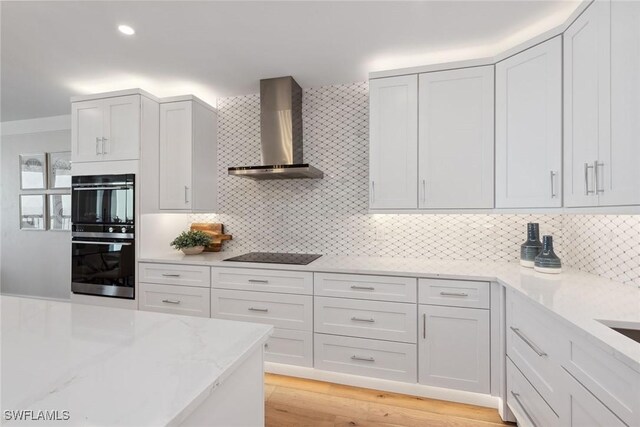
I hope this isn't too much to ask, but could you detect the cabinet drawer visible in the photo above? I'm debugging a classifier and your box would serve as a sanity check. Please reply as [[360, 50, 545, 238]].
[[314, 297, 417, 343], [314, 273, 416, 303], [507, 291, 564, 411], [139, 263, 211, 288], [139, 283, 210, 317], [264, 329, 313, 367], [211, 289, 312, 331], [418, 278, 489, 309], [507, 358, 559, 427], [314, 333, 417, 383], [562, 332, 640, 426], [212, 267, 313, 295]]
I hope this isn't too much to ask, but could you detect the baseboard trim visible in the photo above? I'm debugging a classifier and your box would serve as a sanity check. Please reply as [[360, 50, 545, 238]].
[[265, 362, 499, 409]]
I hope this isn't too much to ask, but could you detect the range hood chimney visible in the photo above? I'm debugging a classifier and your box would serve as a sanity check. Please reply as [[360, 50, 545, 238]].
[[228, 76, 323, 180]]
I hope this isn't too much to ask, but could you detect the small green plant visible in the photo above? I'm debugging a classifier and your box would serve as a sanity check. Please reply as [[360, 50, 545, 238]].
[[170, 230, 213, 250]]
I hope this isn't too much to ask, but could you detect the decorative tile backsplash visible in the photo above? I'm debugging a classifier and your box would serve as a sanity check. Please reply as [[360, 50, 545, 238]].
[[191, 81, 640, 287]]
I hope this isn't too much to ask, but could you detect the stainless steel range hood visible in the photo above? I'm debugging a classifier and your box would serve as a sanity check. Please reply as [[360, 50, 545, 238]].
[[228, 76, 323, 180]]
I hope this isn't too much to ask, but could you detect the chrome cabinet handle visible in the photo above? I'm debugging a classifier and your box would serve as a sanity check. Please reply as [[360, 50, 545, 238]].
[[594, 160, 604, 194], [248, 307, 269, 312], [351, 355, 375, 362], [423, 313, 426, 339], [351, 316, 375, 323], [184, 186, 189, 204], [161, 274, 181, 277], [72, 241, 132, 246], [371, 181, 375, 204], [510, 327, 547, 357], [73, 186, 131, 191], [162, 299, 181, 304], [422, 179, 426, 204], [102, 137, 108, 154], [350, 285, 375, 291], [511, 392, 538, 427], [550, 171, 557, 198], [584, 163, 595, 195], [248, 279, 269, 284], [439, 291, 469, 297]]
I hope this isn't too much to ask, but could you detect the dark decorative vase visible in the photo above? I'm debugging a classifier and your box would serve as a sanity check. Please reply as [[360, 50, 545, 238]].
[[520, 223, 542, 268], [534, 235, 562, 274]]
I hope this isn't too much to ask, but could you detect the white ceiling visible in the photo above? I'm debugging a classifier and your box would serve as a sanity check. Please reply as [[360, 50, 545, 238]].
[[1, 1, 581, 121]]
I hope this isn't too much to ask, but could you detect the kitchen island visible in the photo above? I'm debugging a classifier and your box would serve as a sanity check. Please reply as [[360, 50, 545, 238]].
[[1, 295, 272, 426]]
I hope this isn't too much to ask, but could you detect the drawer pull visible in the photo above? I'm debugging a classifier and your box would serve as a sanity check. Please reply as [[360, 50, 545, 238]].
[[248, 279, 269, 284], [162, 299, 181, 304], [511, 391, 538, 427], [351, 355, 375, 362], [350, 285, 375, 291], [248, 307, 269, 312], [510, 327, 547, 357], [350, 316, 375, 323], [161, 274, 181, 277], [423, 313, 427, 339], [439, 291, 469, 297]]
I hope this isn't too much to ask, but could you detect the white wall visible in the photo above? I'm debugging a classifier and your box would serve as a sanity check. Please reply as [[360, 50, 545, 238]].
[[1, 115, 72, 300]]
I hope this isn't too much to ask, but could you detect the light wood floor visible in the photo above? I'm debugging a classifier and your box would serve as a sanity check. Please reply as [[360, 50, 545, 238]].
[[265, 374, 513, 427]]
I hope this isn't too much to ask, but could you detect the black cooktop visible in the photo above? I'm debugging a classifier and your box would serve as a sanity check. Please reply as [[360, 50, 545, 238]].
[[223, 252, 322, 265]]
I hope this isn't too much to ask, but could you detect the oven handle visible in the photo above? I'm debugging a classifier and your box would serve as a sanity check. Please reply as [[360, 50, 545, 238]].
[[73, 187, 132, 191], [72, 241, 132, 246]]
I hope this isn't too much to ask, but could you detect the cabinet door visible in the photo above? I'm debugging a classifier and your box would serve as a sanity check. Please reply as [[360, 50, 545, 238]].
[[601, 0, 640, 206], [418, 66, 494, 209], [369, 75, 418, 209], [564, 1, 611, 207], [102, 95, 141, 161], [562, 371, 626, 427], [71, 100, 103, 162], [418, 305, 490, 393], [496, 37, 562, 208], [159, 101, 193, 210]]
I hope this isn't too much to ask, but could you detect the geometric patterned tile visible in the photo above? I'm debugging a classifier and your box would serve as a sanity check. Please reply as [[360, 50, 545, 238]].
[[190, 81, 640, 287]]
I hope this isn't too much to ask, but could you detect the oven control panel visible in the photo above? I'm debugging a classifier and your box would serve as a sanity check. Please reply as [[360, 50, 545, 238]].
[[72, 224, 135, 239]]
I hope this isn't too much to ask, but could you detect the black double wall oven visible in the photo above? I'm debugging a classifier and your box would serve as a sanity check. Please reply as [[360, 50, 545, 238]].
[[71, 174, 135, 299]]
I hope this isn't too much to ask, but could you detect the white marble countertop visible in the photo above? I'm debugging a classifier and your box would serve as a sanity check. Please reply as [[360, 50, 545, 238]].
[[141, 252, 640, 372], [1, 295, 272, 426]]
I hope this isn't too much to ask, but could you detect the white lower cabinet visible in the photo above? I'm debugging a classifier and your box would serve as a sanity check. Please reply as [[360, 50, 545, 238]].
[[561, 370, 626, 427], [418, 304, 490, 393], [507, 290, 564, 410], [314, 333, 417, 382], [314, 296, 417, 344], [507, 358, 560, 427], [139, 262, 211, 287], [505, 289, 638, 427], [264, 329, 313, 367], [211, 289, 312, 331], [139, 283, 210, 317]]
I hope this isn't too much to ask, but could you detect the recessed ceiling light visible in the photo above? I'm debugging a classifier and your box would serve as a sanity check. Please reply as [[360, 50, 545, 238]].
[[118, 25, 135, 36]]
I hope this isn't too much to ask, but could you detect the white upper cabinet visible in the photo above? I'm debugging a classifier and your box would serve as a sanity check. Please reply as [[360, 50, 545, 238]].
[[418, 66, 494, 209], [71, 95, 141, 163], [160, 101, 193, 210], [369, 75, 418, 209], [496, 37, 562, 208], [101, 96, 141, 161], [564, 0, 611, 207], [158, 99, 218, 212], [604, 0, 640, 206]]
